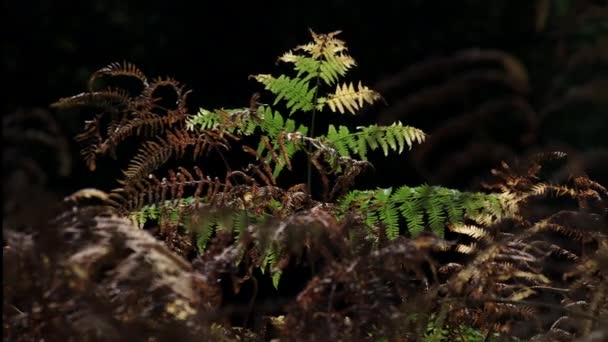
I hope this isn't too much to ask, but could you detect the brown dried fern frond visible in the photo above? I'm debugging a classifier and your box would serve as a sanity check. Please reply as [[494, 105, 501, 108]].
[[54, 63, 195, 174], [110, 166, 237, 213], [120, 129, 232, 184], [54, 87, 134, 110], [444, 154, 608, 338], [88, 61, 149, 91]]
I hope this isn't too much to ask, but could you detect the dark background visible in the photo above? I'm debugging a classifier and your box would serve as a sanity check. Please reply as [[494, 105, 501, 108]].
[[4, 0, 608, 199], [4, 0, 539, 109]]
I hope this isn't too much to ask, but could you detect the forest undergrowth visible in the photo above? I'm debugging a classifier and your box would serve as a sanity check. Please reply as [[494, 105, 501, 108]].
[[3, 26, 608, 342]]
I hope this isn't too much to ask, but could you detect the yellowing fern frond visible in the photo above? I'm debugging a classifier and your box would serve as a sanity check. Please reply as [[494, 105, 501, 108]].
[[449, 224, 490, 240], [530, 183, 577, 197], [455, 243, 478, 254], [508, 288, 537, 301], [318, 81, 382, 114], [294, 30, 347, 59]]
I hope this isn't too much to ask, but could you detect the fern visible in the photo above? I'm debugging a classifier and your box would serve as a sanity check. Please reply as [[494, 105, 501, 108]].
[[251, 30, 381, 118], [38, 19, 608, 341], [252, 75, 317, 115], [195, 215, 216, 252], [277, 30, 356, 86], [338, 185, 509, 239], [255, 106, 309, 177], [186, 103, 309, 140], [375, 188, 400, 239], [324, 122, 425, 160], [260, 247, 282, 289], [128, 182, 314, 292], [183, 30, 422, 190], [186, 104, 310, 179], [317, 81, 382, 115], [60, 32, 491, 292], [129, 199, 196, 229], [131, 197, 258, 251], [244, 29, 428, 195], [186, 107, 259, 136], [422, 313, 489, 342]]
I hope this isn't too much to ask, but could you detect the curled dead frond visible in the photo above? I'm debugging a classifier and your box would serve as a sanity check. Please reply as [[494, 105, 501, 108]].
[[88, 61, 149, 91]]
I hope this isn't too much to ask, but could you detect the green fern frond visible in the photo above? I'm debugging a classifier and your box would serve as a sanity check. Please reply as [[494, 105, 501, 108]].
[[375, 188, 400, 239], [195, 214, 217, 252], [325, 125, 352, 156], [255, 106, 309, 177], [278, 51, 355, 86], [231, 210, 249, 236], [186, 108, 221, 131], [251, 74, 316, 115], [130, 204, 156, 228], [317, 81, 382, 114], [260, 248, 276, 275], [323, 122, 426, 160], [260, 245, 283, 289], [319, 55, 356, 85], [257, 106, 284, 137], [339, 185, 512, 239], [191, 210, 256, 252], [424, 187, 448, 237], [394, 186, 425, 237], [187, 104, 310, 180], [279, 51, 315, 68], [187, 105, 309, 142], [186, 107, 258, 136], [278, 53, 320, 83], [272, 271, 282, 290], [130, 200, 185, 229], [129, 197, 256, 253]]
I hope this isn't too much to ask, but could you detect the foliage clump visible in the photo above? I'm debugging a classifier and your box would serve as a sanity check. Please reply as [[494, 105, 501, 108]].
[[4, 28, 608, 342]]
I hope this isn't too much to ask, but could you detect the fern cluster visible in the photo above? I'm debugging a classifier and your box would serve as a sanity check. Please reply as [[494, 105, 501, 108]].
[[66, 30, 526, 256], [52, 31, 539, 289], [183, 29, 426, 191], [252, 30, 368, 114], [12, 24, 608, 341]]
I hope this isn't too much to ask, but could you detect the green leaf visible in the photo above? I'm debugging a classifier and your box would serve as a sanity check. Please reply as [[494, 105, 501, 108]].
[[272, 271, 282, 290]]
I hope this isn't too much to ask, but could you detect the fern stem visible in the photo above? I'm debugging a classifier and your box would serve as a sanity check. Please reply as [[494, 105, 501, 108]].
[[307, 76, 322, 194], [307, 111, 316, 193]]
